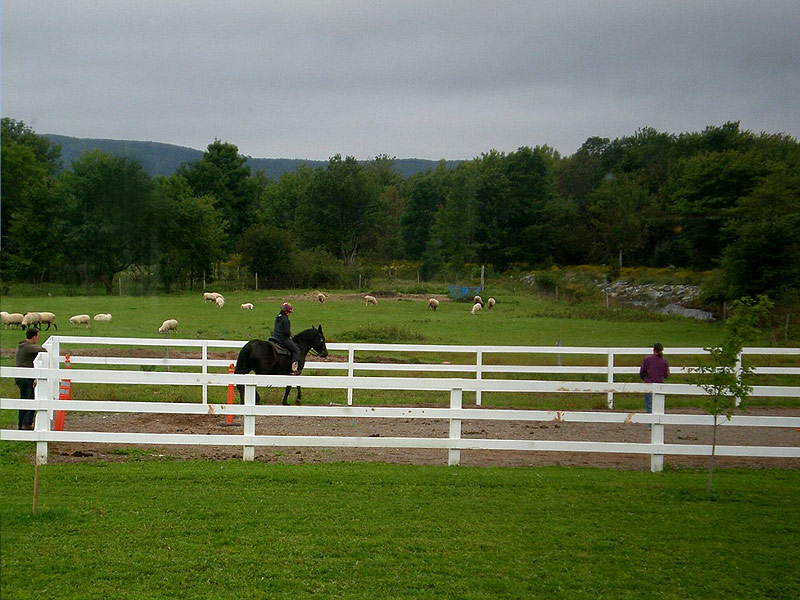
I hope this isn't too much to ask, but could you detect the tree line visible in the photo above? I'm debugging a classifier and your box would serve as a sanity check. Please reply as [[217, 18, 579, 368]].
[[2, 117, 798, 301]]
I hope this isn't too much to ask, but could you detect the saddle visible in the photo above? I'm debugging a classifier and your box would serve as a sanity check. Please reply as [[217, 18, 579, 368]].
[[267, 338, 292, 356]]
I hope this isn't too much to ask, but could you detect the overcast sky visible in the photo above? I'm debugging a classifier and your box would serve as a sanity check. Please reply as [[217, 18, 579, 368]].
[[2, 1, 799, 161]]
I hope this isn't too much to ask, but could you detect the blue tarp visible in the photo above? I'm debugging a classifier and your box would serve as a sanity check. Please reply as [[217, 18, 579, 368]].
[[448, 285, 482, 301]]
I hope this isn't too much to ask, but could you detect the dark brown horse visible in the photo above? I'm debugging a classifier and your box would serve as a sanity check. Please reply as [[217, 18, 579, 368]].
[[234, 325, 328, 405]]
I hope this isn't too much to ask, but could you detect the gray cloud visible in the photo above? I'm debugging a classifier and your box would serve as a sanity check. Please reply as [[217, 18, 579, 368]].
[[3, 1, 798, 160]]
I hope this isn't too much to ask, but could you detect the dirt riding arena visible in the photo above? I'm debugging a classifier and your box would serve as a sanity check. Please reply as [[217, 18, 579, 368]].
[[48, 406, 800, 470]]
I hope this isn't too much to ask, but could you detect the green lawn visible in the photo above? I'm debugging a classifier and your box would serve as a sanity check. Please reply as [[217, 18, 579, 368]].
[[1, 460, 798, 599], [2, 289, 799, 599]]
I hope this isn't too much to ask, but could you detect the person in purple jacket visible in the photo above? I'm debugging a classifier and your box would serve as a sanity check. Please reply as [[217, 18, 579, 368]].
[[639, 342, 670, 414]]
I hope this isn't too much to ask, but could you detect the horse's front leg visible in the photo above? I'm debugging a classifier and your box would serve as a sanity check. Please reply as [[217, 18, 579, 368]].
[[282, 385, 291, 405], [296, 386, 302, 405]]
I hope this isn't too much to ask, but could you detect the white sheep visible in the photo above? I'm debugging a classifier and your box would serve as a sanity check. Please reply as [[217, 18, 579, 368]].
[[241, 303, 254, 310], [93, 313, 113, 322], [428, 298, 439, 311], [69, 314, 91, 328], [158, 319, 178, 334], [471, 302, 483, 315], [364, 295, 378, 306], [37, 311, 58, 330], [215, 295, 226, 308], [487, 297, 496, 309], [22, 312, 41, 329], [203, 292, 217, 302], [1, 312, 24, 329], [473, 295, 484, 306], [317, 292, 326, 303]]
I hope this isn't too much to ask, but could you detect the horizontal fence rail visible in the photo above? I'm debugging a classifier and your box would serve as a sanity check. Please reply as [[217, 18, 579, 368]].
[[1, 336, 799, 471]]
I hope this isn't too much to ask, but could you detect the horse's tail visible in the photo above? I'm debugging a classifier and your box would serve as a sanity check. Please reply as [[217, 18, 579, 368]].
[[234, 341, 252, 375], [234, 341, 253, 403]]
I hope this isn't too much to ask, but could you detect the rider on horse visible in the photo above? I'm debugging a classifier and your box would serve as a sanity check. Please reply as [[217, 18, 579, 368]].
[[272, 302, 301, 375]]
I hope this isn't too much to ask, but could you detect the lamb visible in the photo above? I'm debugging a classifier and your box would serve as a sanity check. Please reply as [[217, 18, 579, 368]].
[[38, 311, 58, 330], [428, 298, 439, 311], [471, 302, 482, 315], [22, 312, 41, 329], [69, 314, 91, 328], [473, 295, 484, 307], [158, 319, 178, 334], [215, 295, 225, 308], [93, 313, 113, 322], [1, 312, 24, 329], [241, 303, 254, 310], [487, 297, 496, 309], [364, 295, 378, 306], [203, 292, 217, 302]]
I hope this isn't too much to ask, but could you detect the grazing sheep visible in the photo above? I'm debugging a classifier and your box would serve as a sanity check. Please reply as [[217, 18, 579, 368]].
[[364, 295, 378, 306], [487, 297, 496, 309], [203, 292, 217, 302], [473, 295, 484, 306], [428, 298, 439, 311], [241, 303, 254, 310], [215, 295, 225, 308], [69, 314, 91, 328], [158, 319, 178, 334], [471, 302, 483, 315], [317, 292, 326, 303], [38, 311, 58, 330], [1, 312, 25, 329], [93, 313, 113, 322], [22, 312, 41, 329]]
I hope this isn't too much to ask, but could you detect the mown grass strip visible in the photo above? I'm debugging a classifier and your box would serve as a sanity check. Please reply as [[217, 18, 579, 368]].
[[1, 460, 798, 599]]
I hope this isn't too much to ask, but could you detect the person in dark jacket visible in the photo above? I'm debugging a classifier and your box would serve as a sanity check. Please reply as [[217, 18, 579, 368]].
[[639, 342, 670, 414], [272, 302, 300, 375], [15, 328, 48, 429]]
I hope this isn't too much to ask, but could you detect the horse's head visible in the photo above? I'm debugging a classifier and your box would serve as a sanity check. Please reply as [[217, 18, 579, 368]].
[[312, 325, 329, 358]]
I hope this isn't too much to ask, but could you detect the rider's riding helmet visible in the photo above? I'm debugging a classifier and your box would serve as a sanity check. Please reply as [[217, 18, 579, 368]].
[[281, 302, 293, 313]]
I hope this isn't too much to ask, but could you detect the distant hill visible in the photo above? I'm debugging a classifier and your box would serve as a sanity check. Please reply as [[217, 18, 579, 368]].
[[43, 134, 461, 179]]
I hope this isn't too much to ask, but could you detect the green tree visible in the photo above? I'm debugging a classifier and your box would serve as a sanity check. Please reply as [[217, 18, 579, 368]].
[[400, 162, 450, 260], [1, 119, 62, 264], [62, 151, 155, 293], [152, 176, 227, 293], [691, 295, 773, 496], [295, 155, 382, 264], [260, 166, 312, 230], [669, 150, 769, 269], [714, 169, 800, 299], [237, 223, 295, 288], [176, 140, 263, 245], [587, 174, 651, 274], [425, 161, 478, 271]]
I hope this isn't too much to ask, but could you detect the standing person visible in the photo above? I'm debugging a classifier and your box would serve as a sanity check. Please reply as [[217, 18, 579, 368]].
[[272, 302, 300, 375], [639, 342, 670, 414], [15, 328, 48, 430]]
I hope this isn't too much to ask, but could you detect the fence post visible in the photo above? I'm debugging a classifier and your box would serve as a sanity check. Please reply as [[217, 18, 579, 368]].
[[607, 350, 615, 409], [735, 352, 743, 407], [201, 343, 209, 404], [650, 392, 665, 473], [347, 346, 355, 405], [448, 388, 462, 466], [243, 384, 256, 461], [34, 372, 51, 466], [475, 349, 483, 406]]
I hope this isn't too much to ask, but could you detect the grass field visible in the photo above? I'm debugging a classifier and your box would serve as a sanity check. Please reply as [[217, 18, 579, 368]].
[[0, 287, 729, 349], [2, 287, 799, 598], [1, 287, 797, 411], [1, 460, 799, 599]]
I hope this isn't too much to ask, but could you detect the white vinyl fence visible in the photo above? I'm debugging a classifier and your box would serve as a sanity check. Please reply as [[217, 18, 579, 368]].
[[1, 336, 799, 472]]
